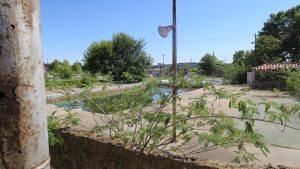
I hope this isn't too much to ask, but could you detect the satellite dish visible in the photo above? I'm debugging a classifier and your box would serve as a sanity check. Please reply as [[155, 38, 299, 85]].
[[158, 25, 173, 38]]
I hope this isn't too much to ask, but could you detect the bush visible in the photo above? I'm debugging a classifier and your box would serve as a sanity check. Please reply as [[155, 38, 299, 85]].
[[286, 70, 300, 96], [255, 69, 290, 82], [82, 87, 153, 114], [223, 64, 247, 84], [80, 75, 97, 87], [60, 66, 73, 79], [49, 60, 73, 79], [45, 79, 82, 90]]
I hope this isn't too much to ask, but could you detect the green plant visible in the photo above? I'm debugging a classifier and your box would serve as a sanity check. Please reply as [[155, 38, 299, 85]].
[[45, 73, 99, 90], [48, 94, 81, 146], [80, 74, 97, 87], [70, 80, 300, 164], [48, 59, 73, 79], [272, 88, 282, 97], [199, 53, 223, 75], [48, 111, 80, 146], [45, 79, 82, 90], [256, 5, 300, 63], [48, 112, 64, 146], [286, 70, 300, 97], [82, 86, 154, 114], [83, 33, 152, 83], [72, 62, 83, 74], [223, 63, 247, 84]]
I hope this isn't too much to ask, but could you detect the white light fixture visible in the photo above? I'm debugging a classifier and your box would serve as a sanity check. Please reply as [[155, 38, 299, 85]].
[[158, 25, 173, 38]]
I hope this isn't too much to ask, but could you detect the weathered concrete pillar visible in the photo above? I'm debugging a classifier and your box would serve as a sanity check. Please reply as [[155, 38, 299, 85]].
[[0, 0, 50, 168]]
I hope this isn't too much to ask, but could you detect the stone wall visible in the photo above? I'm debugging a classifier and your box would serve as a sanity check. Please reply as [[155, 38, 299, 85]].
[[49, 130, 290, 169]]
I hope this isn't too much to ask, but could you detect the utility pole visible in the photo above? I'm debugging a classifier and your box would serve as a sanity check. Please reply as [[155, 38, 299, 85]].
[[172, 0, 178, 142], [148, 55, 150, 75], [0, 0, 50, 168], [162, 54, 165, 76], [254, 33, 257, 50], [157, 0, 178, 142], [254, 33, 257, 66]]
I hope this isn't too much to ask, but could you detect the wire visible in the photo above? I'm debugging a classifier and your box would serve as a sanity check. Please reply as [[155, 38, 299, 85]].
[[148, 34, 253, 44]]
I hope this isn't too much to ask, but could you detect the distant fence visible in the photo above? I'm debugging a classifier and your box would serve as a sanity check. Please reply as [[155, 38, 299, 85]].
[[251, 81, 285, 90]]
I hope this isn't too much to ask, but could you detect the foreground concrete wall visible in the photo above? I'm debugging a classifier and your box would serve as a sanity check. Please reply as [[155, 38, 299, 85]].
[[50, 130, 216, 169], [50, 130, 290, 169]]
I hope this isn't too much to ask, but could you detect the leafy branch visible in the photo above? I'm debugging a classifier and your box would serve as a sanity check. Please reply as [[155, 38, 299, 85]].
[[49, 79, 300, 164]]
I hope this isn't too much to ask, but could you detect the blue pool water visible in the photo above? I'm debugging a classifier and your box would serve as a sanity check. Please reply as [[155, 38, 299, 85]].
[[55, 87, 187, 110]]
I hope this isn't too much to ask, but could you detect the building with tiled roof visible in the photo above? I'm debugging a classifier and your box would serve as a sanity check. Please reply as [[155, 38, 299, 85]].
[[254, 63, 300, 71], [248, 63, 300, 89]]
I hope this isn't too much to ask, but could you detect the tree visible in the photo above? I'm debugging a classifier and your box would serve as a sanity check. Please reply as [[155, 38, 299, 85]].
[[49, 59, 73, 79], [50, 59, 61, 71], [255, 35, 282, 65], [199, 53, 223, 75], [233, 50, 254, 66], [258, 5, 300, 62], [83, 41, 113, 75], [224, 50, 255, 84], [233, 50, 246, 65], [83, 33, 152, 83], [223, 63, 248, 84], [72, 62, 83, 74], [233, 50, 256, 67]]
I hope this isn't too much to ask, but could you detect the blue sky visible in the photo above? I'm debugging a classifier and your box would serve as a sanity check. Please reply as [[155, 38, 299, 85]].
[[41, 1, 300, 65]]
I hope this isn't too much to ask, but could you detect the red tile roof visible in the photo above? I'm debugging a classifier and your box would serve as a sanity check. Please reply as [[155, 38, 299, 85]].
[[254, 63, 300, 71]]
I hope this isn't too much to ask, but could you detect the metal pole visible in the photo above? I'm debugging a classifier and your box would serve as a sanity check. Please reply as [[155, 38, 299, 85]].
[[148, 55, 150, 75], [160, 64, 162, 76], [254, 33, 257, 66], [172, 0, 178, 142], [162, 54, 165, 76], [0, 0, 50, 168]]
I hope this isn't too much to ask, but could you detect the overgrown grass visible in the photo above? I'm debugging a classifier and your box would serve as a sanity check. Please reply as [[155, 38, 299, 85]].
[[45, 75, 98, 90], [82, 87, 154, 114]]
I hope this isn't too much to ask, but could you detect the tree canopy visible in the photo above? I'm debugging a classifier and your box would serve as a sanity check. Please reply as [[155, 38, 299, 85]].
[[256, 5, 300, 63], [72, 62, 83, 74], [83, 33, 152, 82], [49, 59, 73, 79], [199, 53, 223, 75], [232, 50, 254, 67]]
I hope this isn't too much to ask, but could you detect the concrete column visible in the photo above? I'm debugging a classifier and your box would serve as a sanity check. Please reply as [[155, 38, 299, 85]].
[[0, 0, 50, 168]]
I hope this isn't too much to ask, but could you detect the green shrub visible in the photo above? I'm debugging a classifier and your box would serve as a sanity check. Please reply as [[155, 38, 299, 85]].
[[286, 70, 300, 96], [80, 75, 97, 87], [48, 60, 73, 79], [82, 87, 153, 114], [256, 70, 290, 82], [48, 111, 80, 146], [60, 66, 73, 79], [45, 79, 82, 90], [223, 64, 247, 84]]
